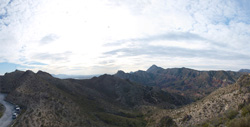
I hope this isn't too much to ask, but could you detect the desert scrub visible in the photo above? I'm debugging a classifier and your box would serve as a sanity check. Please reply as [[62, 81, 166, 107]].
[[238, 103, 245, 110], [227, 116, 250, 127], [157, 116, 177, 127], [95, 112, 146, 127], [201, 123, 210, 127], [241, 104, 250, 116], [195, 117, 225, 127], [225, 109, 238, 120]]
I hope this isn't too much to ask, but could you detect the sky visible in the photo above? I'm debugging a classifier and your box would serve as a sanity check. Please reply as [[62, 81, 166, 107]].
[[0, 0, 250, 75]]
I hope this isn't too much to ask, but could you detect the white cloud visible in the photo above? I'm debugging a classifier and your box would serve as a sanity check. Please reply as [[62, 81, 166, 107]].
[[0, 0, 250, 74], [148, 40, 211, 50], [40, 34, 59, 44]]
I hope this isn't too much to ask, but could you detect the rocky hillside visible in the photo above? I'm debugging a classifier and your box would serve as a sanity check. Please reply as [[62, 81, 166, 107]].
[[0, 70, 190, 127], [115, 65, 243, 100], [0, 70, 25, 93], [145, 74, 250, 127]]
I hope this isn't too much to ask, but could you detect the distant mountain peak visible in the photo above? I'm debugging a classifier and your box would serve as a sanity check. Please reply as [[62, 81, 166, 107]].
[[151, 64, 158, 68], [117, 70, 125, 74], [239, 69, 250, 73], [115, 70, 126, 76], [146, 64, 163, 73]]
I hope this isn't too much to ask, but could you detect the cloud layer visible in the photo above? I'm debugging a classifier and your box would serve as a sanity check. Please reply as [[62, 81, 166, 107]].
[[0, 0, 250, 74]]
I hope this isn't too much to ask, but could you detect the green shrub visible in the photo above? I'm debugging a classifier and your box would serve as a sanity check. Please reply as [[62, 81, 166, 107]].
[[238, 103, 245, 110], [225, 109, 238, 120], [201, 123, 210, 127], [241, 104, 250, 116], [157, 116, 177, 127], [0, 104, 4, 118], [95, 112, 146, 127], [227, 116, 250, 127], [209, 117, 226, 126], [0, 112, 3, 118]]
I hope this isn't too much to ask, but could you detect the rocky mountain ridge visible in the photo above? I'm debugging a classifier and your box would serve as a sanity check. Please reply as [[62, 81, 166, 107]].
[[0, 70, 190, 127], [0, 67, 248, 127], [115, 65, 243, 100]]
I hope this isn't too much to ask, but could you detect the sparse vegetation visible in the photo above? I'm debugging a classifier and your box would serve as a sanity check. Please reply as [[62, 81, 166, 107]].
[[227, 116, 250, 127], [241, 104, 250, 116], [225, 109, 238, 120], [95, 112, 146, 127], [0, 103, 4, 118], [147, 74, 250, 127], [157, 116, 177, 127]]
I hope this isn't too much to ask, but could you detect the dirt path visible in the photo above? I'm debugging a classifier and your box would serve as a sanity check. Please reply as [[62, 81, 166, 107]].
[[0, 93, 15, 127]]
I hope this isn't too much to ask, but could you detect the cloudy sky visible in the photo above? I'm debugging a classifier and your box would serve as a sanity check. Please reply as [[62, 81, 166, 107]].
[[0, 0, 250, 75]]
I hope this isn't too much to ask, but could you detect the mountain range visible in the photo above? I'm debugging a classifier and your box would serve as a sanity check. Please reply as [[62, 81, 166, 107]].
[[115, 65, 243, 100], [0, 69, 190, 127], [0, 65, 249, 127]]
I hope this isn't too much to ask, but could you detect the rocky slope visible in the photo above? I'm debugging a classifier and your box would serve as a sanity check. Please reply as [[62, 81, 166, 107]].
[[145, 74, 250, 127], [0, 70, 190, 127], [0, 70, 25, 93], [115, 65, 243, 100], [6, 70, 88, 127]]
